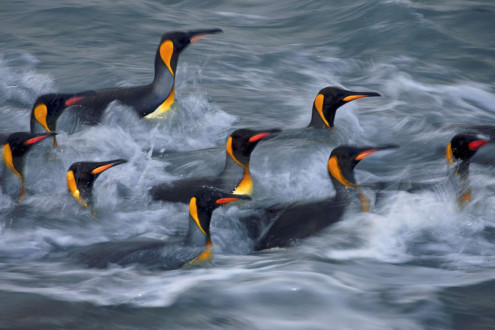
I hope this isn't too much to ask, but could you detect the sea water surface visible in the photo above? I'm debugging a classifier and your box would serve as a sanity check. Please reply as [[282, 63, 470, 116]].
[[1, 1, 495, 329]]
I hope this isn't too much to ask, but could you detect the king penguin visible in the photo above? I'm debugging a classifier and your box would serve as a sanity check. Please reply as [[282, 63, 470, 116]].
[[446, 133, 489, 206], [67, 159, 127, 214], [30, 91, 96, 147], [71, 187, 250, 270], [150, 128, 280, 203], [33, 29, 222, 129], [1, 132, 56, 202], [307, 86, 380, 128], [240, 145, 397, 251]]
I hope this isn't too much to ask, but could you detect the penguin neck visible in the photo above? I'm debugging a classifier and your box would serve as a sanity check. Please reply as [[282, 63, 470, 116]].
[[453, 159, 471, 206], [308, 104, 334, 129], [152, 47, 177, 92], [220, 156, 253, 195], [330, 175, 354, 203], [184, 213, 212, 248], [79, 180, 95, 207]]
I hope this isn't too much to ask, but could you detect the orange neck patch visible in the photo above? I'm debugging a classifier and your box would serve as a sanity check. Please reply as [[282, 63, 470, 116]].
[[328, 155, 356, 189], [159, 40, 174, 77], [189, 197, 207, 236], [226, 137, 244, 167], [314, 94, 330, 127], [67, 170, 87, 207], [3, 144, 22, 179], [34, 104, 50, 132], [446, 143, 454, 166]]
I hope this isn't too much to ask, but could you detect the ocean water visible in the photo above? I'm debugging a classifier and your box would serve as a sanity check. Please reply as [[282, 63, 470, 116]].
[[1, 0, 495, 329]]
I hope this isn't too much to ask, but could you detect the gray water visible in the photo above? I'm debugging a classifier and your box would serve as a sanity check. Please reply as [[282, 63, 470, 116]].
[[1, 1, 495, 329]]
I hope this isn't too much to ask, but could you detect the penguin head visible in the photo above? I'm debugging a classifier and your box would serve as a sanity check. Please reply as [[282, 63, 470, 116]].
[[226, 128, 281, 167], [67, 159, 127, 210], [310, 87, 381, 128], [328, 145, 397, 189], [188, 186, 250, 238], [158, 29, 222, 76], [3, 132, 55, 178], [30, 92, 95, 147], [447, 134, 489, 165], [2, 132, 55, 202]]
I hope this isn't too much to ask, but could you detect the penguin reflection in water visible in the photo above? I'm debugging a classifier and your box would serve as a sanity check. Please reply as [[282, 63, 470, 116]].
[[1, 132, 56, 202], [67, 159, 127, 215], [72, 187, 249, 270], [240, 145, 397, 251], [30, 29, 222, 136]]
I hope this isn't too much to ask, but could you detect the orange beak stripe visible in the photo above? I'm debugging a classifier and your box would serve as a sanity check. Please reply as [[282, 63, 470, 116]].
[[190, 34, 208, 43], [249, 132, 270, 143], [65, 96, 85, 107], [24, 135, 49, 145], [91, 163, 115, 175], [343, 95, 369, 102], [215, 197, 239, 204], [468, 140, 488, 151], [355, 149, 378, 161]]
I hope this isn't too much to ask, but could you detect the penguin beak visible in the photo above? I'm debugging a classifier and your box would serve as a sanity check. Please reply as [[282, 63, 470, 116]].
[[355, 149, 379, 161], [23, 132, 57, 145], [248, 129, 282, 143], [215, 193, 251, 205], [355, 145, 398, 161], [188, 28, 223, 43], [468, 139, 489, 151], [342, 91, 381, 102], [90, 159, 127, 175], [65, 96, 85, 107]]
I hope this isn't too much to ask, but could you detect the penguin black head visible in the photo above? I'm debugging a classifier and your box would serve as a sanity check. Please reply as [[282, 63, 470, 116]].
[[30, 91, 96, 147], [447, 134, 489, 164], [328, 145, 398, 189], [157, 29, 222, 77], [2, 132, 55, 202], [188, 186, 250, 241], [328, 145, 397, 211], [67, 159, 127, 211], [309, 86, 381, 128], [226, 128, 281, 167]]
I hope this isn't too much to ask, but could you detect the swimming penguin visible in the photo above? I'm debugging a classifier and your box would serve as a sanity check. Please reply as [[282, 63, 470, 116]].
[[446, 133, 489, 205], [30, 91, 97, 147], [72, 187, 250, 270], [1, 132, 56, 202], [308, 86, 380, 128], [240, 145, 396, 251], [67, 159, 127, 213], [150, 128, 280, 203], [39, 29, 222, 128]]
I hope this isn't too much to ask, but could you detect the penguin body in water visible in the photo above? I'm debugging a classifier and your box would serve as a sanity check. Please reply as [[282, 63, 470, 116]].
[[1, 132, 56, 202], [32, 29, 222, 130], [71, 187, 249, 270], [150, 128, 280, 203], [240, 145, 397, 251], [67, 159, 127, 214]]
